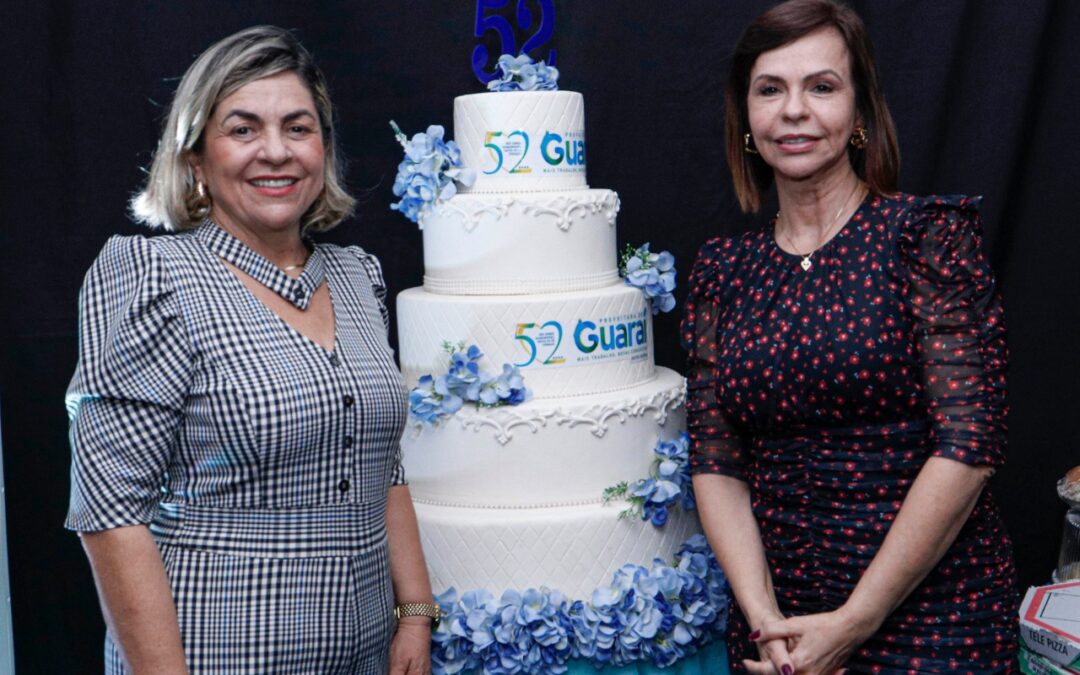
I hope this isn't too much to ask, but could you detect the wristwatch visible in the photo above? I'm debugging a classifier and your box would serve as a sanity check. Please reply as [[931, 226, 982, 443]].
[[394, 602, 441, 629]]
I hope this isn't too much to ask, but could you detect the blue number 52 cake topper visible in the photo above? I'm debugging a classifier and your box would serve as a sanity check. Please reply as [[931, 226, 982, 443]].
[[472, 0, 556, 84]]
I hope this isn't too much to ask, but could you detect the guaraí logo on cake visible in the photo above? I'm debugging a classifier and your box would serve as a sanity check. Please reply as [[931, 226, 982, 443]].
[[512, 307, 649, 369], [481, 128, 585, 177]]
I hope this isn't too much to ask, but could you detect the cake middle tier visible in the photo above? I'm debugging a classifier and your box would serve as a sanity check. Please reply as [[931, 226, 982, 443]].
[[422, 188, 619, 295], [396, 282, 656, 399], [401, 367, 685, 507]]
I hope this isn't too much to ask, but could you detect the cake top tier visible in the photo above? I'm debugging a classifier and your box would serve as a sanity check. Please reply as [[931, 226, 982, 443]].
[[455, 91, 587, 193]]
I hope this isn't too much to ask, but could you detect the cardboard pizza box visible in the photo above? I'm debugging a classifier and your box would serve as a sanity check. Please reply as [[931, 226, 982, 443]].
[[1021, 581, 1080, 670], [1021, 647, 1080, 675]]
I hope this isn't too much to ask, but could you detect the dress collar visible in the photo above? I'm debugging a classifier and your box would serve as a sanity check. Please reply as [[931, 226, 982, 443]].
[[196, 220, 326, 310]]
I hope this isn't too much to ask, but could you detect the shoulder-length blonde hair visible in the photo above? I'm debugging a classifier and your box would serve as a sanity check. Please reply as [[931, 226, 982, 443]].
[[725, 0, 900, 213], [131, 25, 355, 232]]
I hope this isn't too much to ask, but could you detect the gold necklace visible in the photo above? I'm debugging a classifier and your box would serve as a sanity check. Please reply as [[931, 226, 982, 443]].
[[280, 249, 311, 274], [777, 181, 864, 271]]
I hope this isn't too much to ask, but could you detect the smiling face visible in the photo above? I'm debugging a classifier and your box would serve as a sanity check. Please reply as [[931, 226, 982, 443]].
[[747, 27, 859, 186], [191, 71, 325, 238]]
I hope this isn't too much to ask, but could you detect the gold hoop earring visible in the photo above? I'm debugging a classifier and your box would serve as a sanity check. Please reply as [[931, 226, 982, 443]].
[[189, 180, 212, 220], [743, 133, 759, 155], [850, 126, 868, 149]]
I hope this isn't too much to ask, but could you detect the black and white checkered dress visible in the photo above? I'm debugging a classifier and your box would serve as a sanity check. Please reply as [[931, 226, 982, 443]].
[[65, 221, 409, 674]]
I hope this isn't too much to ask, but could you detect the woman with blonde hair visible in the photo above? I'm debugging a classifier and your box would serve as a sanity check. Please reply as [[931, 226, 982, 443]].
[[66, 26, 435, 674]]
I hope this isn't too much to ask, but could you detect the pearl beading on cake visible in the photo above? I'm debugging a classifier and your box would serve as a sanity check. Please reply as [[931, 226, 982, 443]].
[[422, 269, 619, 295]]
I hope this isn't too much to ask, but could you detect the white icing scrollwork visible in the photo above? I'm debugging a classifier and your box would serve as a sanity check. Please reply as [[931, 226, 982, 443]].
[[434, 192, 620, 233], [409, 381, 686, 445], [603, 194, 621, 227], [456, 409, 557, 445], [556, 383, 686, 438], [521, 193, 620, 231], [440, 198, 515, 232]]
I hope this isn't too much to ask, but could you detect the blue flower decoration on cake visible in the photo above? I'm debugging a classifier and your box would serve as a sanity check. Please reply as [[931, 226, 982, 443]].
[[409, 343, 529, 424], [621, 243, 677, 314], [390, 122, 477, 227], [604, 432, 695, 526], [431, 535, 729, 674], [487, 53, 560, 92]]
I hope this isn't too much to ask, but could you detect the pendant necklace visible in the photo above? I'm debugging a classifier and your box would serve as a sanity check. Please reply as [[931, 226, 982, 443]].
[[777, 181, 864, 271]]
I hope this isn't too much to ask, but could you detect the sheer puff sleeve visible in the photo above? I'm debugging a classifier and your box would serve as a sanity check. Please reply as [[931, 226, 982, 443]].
[[681, 238, 749, 480], [65, 236, 193, 532], [898, 195, 1008, 468]]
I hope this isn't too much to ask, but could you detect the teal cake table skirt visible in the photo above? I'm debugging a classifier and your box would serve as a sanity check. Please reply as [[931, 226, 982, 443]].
[[564, 640, 729, 674]]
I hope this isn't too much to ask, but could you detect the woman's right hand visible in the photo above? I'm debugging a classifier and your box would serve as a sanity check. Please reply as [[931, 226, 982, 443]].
[[388, 617, 432, 675], [742, 611, 796, 675]]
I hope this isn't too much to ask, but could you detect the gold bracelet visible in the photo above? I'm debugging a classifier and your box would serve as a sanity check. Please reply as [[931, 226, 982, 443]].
[[394, 602, 441, 628]]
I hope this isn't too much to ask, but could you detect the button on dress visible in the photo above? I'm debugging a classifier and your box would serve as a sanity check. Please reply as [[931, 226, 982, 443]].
[[65, 221, 408, 674], [683, 194, 1019, 674]]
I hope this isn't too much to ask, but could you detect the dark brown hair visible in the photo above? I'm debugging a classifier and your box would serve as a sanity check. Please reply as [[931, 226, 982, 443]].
[[725, 0, 900, 212]]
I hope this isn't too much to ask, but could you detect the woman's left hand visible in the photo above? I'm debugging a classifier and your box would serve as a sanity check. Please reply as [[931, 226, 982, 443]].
[[748, 608, 874, 675], [389, 617, 432, 675]]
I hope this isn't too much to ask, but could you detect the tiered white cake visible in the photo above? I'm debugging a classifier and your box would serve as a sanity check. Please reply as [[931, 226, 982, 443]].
[[397, 90, 695, 601]]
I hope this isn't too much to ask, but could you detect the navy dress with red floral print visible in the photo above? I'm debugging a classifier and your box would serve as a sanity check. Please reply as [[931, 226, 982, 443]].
[[682, 193, 1019, 674]]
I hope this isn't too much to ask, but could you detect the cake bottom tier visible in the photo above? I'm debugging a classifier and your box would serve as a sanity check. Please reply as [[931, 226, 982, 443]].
[[422, 509, 732, 675], [415, 499, 702, 598]]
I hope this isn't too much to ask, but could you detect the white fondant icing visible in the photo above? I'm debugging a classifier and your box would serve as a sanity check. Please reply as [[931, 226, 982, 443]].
[[415, 498, 701, 600], [455, 91, 587, 193], [402, 368, 685, 507], [405, 369, 684, 446], [398, 87, 702, 619], [396, 284, 656, 399], [519, 192, 619, 231], [421, 189, 619, 295]]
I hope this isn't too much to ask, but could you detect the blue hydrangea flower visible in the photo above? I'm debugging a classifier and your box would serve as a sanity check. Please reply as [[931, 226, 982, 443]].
[[605, 432, 694, 529], [648, 505, 669, 527], [488, 53, 560, 92], [390, 121, 477, 227], [408, 343, 531, 425], [408, 374, 444, 422], [620, 243, 677, 314]]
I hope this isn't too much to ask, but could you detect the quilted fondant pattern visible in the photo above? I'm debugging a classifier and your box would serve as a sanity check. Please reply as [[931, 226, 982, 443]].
[[396, 284, 655, 398], [415, 500, 702, 599], [455, 92, 587, 193]]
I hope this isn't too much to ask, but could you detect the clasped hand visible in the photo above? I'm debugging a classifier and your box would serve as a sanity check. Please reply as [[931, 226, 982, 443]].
[[744, 608, 871, 675]]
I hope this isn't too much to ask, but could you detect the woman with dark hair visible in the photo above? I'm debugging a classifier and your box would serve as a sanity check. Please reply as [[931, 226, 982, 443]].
[[683, 1, 1019, 673], [66, 26, 435, 674]]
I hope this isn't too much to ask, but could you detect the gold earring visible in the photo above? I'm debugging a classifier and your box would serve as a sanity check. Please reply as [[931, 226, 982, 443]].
[[190, 180, 212, 219], [850, 126, 868, 149], [743, 133, 759, 155]]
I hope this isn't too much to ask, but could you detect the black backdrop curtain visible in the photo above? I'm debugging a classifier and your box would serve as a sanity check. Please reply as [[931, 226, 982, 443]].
[[3, 1, 1078, 671]]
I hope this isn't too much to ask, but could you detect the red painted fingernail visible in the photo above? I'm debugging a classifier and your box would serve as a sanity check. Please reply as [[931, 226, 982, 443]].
[[748, 629, 761, 641], [782, 665, 793, 675]]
